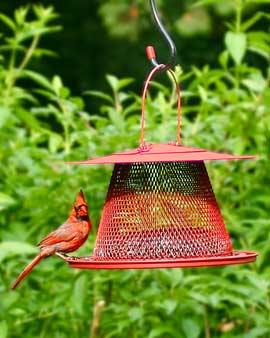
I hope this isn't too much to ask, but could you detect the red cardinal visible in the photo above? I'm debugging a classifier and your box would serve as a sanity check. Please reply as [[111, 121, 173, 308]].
[[11, 190, 91, 290]]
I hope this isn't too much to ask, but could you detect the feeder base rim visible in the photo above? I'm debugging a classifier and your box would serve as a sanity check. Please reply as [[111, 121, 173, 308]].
[[65, 251, 258, 269]]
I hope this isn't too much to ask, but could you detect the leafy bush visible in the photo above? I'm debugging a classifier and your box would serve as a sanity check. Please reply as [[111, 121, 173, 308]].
[[0, 1, 269, 338]]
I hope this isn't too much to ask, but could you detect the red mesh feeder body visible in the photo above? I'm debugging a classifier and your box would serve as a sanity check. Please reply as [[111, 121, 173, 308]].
[[65, 145, 257, 269], [95, 161, 232, 260], [65, 67, 258, 269]]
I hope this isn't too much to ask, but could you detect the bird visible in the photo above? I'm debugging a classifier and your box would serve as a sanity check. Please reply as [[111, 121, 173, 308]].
[[11, 190, 91, 290]]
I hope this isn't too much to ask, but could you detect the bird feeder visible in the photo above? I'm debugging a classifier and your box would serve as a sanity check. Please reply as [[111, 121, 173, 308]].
[[64, 0, 257, 269]]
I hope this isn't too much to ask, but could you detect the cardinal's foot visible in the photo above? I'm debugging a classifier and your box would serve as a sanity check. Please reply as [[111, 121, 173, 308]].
[[55, 252, 69, 260]]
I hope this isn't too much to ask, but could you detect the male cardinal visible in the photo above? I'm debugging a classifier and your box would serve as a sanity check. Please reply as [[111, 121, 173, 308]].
[[11, 190, 91, 290]]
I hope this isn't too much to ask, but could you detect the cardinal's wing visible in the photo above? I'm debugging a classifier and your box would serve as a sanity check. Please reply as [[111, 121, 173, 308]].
[[38, 222, 78, 248]]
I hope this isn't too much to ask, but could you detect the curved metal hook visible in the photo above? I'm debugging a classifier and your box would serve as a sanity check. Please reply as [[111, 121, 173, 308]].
[[147, 0, 177, 70]]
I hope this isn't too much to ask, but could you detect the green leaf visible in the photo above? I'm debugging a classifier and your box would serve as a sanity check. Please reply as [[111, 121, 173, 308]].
[[52, 75, 63, 95], [128, 307, 143, 322], [33, 5, 59, 22], [0, 45, 26, 52], [242, 73, 266, 93], [1, 292, 19, 311], [0, 106, 11, 127], [0, 321, 8, 338], [0, 242, 38, 263], [84, 90, 113, 103], [13, 89, 39, 104], [245, 328, 269, 338], [182, 319, 200, 338], [198, 85, 208, 101], [106, 74, 119, 92], [70, 96, 84, 109], [0, 14, 16, 31], [246, 0, 270, 3], [248, 32, 270, 60], [117, 78, 134, 91], [225, 31, 247, 65], [161, 299, 178, 315], [16, 26, 62, 43], [49, 133, 63, 153], [248, 44, 270, 60], [33, 48, 58, 58], [59, 87, 70, 99], [241, 12, 270, 32], [149, 326, 179, 338], [14, 6, 29, 26], [21, 70, 53, 90], [16, 108, 42, 129], [72, 275, 87, 315], [0, 192, 16, 211], [193, 0, 221, 7], [33, 89, 55, 99], [219, 50, 229, 69]]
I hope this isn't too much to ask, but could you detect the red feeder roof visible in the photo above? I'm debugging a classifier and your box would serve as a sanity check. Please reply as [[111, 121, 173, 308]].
[[67, 143, 255, 165]]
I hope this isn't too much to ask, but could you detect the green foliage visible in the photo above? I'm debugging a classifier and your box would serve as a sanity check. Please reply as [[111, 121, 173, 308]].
[[0, 1, 270, 338]]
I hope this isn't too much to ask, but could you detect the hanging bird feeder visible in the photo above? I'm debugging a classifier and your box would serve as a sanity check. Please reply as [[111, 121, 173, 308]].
[[65, 0, 258, 269]]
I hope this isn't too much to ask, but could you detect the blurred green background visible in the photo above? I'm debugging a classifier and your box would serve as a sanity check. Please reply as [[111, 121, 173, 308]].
[[0, 0, 269, 337]]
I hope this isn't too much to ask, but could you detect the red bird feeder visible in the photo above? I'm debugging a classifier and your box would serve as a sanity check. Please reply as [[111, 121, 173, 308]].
[[65, 0, 258, 269], [65, 70, 257, 269], [66, 146, 257, 269]]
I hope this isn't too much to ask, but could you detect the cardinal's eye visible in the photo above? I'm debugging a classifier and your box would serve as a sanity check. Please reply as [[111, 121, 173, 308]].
[[79, 204, 87, 210]]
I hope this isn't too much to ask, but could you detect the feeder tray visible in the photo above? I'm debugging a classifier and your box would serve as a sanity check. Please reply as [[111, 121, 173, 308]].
[[65, 63, 258, 269]]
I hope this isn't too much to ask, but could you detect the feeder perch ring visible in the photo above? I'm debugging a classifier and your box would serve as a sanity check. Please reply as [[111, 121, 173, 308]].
[[64, 251, 258, 269]]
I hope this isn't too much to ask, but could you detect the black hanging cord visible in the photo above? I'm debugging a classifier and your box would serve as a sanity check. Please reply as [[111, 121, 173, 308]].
[[147, 0, 177, 70]]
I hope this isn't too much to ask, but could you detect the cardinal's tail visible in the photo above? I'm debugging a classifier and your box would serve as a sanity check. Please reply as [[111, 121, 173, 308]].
[[11, 252, 45, 290]]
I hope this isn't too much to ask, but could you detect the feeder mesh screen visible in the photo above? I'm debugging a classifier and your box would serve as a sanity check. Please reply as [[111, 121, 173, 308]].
[[93, 162, 232, 260]]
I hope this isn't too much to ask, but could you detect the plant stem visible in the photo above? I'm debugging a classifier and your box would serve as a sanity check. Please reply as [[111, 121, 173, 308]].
[[5, 35, 40, 98], [235, 0, 243, 90], [89, 300, 105, 338], [14, 312, 57, 326], [18, 35, 40, 71], [5, 44, 17, 101], [236, 0, 243, 33], [113, 89, 121, 113], [57, 100, 71, 154], [204, 305, 211, 338], [168, 70, 177, 106], [63, 120, 71, 154]]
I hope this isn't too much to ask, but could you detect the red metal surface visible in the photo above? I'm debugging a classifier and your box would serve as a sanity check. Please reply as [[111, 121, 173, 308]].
[[93, 162, 233, 261], [146, 45, 157, 60], [67, 143, 255, 165], [140, 65, 182, 145], [66, 251, 258, 269]]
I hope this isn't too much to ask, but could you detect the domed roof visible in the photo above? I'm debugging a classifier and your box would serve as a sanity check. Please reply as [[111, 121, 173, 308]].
[[67, 143, 255, 165]]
